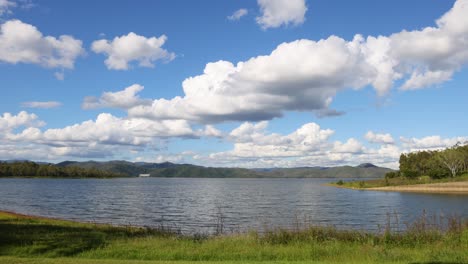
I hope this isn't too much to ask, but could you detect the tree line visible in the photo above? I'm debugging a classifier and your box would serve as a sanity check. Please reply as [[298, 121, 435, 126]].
[[386, 143, 468, 179], [0, 161, 122, 178]]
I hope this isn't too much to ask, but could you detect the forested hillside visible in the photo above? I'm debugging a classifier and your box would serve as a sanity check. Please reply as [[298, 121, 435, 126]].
[[0, 161, 122, 178], [57, 161, 391, 178], [0, 160, 393, 179]]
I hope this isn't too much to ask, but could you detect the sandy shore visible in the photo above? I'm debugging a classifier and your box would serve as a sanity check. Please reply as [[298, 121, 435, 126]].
[[367, 181, 468, 194]]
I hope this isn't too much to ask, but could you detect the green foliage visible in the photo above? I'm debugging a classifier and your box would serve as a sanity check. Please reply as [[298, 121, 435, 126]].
[[334, 173, 468, 189], [0, 162, 122, 178], [336, 180, 344, 185], [340, 143, 468, 189], [399, 143, 468, 180], [384, 171, 398, 179], [427, 166, 450, 179]]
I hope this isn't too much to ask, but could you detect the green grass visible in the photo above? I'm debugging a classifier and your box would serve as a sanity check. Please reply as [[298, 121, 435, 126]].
[[331, 173, 468, 189], [0, 257, 412, 264], [0, 211, 467, 263]]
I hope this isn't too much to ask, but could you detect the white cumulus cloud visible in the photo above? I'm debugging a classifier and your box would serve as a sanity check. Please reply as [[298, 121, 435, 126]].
[[82, 84, 151, 110], [203, 125, 223, 138], [219, 121, 335, 159], [400, 70, 453, 90], [127, 0, 468, 124], [129, 36, 375, 123], [91, 32, 175, 70], [0, 111, 44, 132], [400, 135, 468, 151], [391, 0, 468, 90], [256, 0, 307, 29], [365, 131, 395, 144], [333, 138, 364, 153], [194, 121, 403, 168], [0, 20, 84, 69], [0, 111, 224, 161], [192, 123, 466, 169]]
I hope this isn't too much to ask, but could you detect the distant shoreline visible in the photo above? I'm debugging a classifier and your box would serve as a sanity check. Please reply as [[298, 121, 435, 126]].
[[1, 160, 392, 178], [0, 175, 382, 179]]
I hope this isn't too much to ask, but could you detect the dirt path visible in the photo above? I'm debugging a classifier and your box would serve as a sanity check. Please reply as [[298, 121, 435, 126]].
[[367, 181, 468, 194]]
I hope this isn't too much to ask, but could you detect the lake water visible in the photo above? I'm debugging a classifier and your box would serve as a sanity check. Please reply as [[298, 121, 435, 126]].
[[0, 178, 466, 234]]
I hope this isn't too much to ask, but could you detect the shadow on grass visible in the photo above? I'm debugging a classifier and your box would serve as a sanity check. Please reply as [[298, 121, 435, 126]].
[[0, 218, 171, 257], [410, 262, 465, 264]]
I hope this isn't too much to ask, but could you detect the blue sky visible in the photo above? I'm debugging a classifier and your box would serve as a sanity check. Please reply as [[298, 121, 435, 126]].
[[0, 0, 467, 168]]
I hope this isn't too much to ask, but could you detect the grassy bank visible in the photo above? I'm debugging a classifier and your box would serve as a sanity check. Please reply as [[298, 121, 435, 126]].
[[330, 173, 468, 192], [0, 211, 467, 263]]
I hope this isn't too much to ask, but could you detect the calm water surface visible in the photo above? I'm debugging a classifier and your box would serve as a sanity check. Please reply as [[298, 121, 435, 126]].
[[0, 178, 466, 234]]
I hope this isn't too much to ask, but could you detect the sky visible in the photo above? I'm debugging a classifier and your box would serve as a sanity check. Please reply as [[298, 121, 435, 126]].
[[0, 0, 467, 168]]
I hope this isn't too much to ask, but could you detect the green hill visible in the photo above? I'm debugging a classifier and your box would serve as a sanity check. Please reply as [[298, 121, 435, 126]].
[[55, 161, 392, 178]]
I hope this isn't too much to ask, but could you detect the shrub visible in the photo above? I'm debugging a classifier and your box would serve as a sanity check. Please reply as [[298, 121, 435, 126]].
[[428, 168, 450, 179], [385, 171, 398, 179], [401, 170, 419, 179]]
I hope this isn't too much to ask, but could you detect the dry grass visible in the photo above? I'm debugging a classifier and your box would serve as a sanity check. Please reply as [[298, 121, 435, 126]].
[[368, 181, 468, 193]]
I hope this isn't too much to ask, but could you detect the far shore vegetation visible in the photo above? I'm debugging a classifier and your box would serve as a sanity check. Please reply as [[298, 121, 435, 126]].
[[0, 211, 466, 264], [0, 160, 392, 179], [0, 161, 122, 178], [333, 143, 468, 190]]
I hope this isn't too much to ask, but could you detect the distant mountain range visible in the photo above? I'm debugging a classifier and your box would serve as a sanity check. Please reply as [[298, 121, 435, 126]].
[[52, 160, 392, 178]]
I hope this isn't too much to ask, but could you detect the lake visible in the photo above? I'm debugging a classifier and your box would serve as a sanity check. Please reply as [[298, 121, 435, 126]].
[[0, 178, 466, 234]]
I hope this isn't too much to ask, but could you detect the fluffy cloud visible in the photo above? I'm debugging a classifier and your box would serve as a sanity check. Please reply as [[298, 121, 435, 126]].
[[400, 70, 452, 90], [228, 8, 248, 21], [1, 111, 223, 160], [1, 110, 465, 168], [0, 20, 84, 69], [365, 131, 395, 144], [82, 84, 151, 110], [0, 111, 44, 131], [333, 138, 364, 153], [129, 36, 374, 123], [91, 32, 175, 70], [21, 101, 62, 109], [194, 121, 401, 168], [127, 0, 468, 124], [203, 125, 223, 138], [390, 0, 468, 90], [256, 0, 307, 29], [191, 122, 463, 169], [215, 121, 335, 159], [229, 121, 268, 143], [400, 135, 468, 151], [7, 113, 201, 146]]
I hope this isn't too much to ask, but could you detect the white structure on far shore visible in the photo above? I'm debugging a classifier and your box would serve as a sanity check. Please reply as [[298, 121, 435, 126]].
[[139, 174, 150, 177]]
